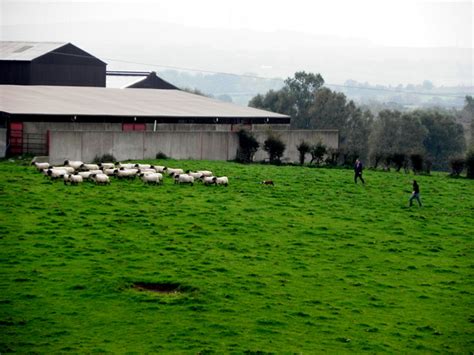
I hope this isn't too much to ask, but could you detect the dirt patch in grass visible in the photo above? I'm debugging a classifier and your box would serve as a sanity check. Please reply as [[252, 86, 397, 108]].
[[132, 282, 191, 294]]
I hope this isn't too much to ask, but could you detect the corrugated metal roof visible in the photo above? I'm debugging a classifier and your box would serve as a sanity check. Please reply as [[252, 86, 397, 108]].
[[0, 85, 290, 118], [0, 41, 68, 61]]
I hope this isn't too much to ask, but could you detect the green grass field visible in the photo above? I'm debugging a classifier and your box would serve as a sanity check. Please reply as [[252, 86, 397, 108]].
[[1, 159, 473, 353]]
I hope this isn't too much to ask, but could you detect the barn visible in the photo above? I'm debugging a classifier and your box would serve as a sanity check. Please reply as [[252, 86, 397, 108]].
[[0, 85, 338, 163], [0, 41, 339, 162], [0, 41, 106, 87]]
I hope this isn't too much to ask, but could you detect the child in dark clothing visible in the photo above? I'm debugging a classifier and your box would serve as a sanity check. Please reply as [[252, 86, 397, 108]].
[[409, 180, 422, 206]]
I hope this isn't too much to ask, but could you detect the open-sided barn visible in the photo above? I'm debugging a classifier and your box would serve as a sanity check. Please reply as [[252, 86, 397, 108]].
[[0, 85, 337, 162], [0, 41, 106, 87]]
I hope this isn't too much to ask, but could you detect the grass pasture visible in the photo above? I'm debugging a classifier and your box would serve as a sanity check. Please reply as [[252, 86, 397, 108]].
[[0, 159, 473, 353]]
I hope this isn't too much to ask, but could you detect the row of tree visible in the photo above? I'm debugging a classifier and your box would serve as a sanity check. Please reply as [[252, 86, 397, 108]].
[[249, 71, 473, 171]]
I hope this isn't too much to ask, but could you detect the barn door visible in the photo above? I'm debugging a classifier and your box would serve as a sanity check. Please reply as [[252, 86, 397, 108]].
[[122, 123, 146, 131], [9, 122, 23, 154]]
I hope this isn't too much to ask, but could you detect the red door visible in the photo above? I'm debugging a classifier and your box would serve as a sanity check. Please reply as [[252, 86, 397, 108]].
[[122, 123, 146, 131], [9, 122, 23, 154]]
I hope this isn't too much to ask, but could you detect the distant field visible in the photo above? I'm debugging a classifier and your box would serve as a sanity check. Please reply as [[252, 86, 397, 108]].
[[1, 159, 473, 353]]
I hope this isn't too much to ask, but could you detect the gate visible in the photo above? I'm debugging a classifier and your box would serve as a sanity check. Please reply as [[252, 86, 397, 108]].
[[23, 133, 48, 155]]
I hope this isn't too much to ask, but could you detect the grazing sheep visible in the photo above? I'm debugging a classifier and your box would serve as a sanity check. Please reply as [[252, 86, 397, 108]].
[[117, 163, 136, 169], [197, 170, 213, 177], [213, 176, 229, 186], [174, 174, 194, 185], [102, 168, 117, 176], [33, 162, 50, 170], [261, 180, 274, 185], [98, 162, 115, 169], [114, 168, 138, 179], [51, 166, 75, 174], [141, 172, 163, 185], [79, 163, 100, 171], [64, 160, 83, 170], [202, 176, 215, 185], [47, 168, 68, 179], [165, 168, 184, 176], [63, 174, 83, 185], [137, 168, 157, 174], [90, 173, 110, 185], [153, 165, 166, 173], [186, 171, 204, 180], [135, 163, 152, 169]]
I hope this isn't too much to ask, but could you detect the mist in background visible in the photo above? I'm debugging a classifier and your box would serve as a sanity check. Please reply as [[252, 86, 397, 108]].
[[1, 0, 472, 106]]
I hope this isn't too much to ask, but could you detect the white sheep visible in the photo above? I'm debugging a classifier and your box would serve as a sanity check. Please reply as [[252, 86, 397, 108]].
[[90, 173, 110, 185], [135, 163, 152, 169], [80, 163, 100, 171], [141, 172, 163, 184], [202, 176, 215, 185], [64, 160, 83, 170], [33, 162, 50, 170], [154, 165, 166, 173], [114, 168, 138, 179], [117, 163, 135, 169], [77, 171, 93, 179], [174, 174, 194, 185], [47, 168, 68, 179], [137, 168, 157, 174], [102, 168, 117, 176], [213, 176, 229, 186], [51, 166, 75, 174], [186, 171, 204, 180], [63, 174, 83, 185], [197, 170, 213, 177], [98, 162, 115, 169], [165, 168, 184, 176]]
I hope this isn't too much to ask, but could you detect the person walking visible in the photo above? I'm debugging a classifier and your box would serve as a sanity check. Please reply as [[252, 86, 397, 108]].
[[409, 180, 422, 207], [354, 159, 365, 184]]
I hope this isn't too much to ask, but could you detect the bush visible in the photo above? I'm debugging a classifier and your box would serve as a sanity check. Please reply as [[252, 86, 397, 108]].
[[92, 153, 116, 164], [296, 141, 311, 165], [155, 152, 169, 159], [466, 150, 474, 179], [449, 157, 465, 177], [236, 129, 259, 163], [325, 148, 340, 166], [410, 154, 424, 174], [263, 135, 286, 164], [310, 142, 327, 165]]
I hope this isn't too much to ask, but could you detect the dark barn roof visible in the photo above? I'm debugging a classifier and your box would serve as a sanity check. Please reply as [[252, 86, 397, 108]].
[[0, 41, 106, 65], [0, 41, 107, 87], [127, 72, 178, 90]]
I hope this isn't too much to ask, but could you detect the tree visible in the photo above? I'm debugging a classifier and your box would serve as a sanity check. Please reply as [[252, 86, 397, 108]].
[[263, 135, 286, 164], [368, 110, 427, 168], [415, 110, 466, 170], [248, 71, 324, 129], [342, 104, 373, 163], [236, 129, 259, 163], [296, 141, 311, 165]]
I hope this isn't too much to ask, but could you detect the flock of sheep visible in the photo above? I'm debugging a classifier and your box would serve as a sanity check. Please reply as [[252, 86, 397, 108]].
[[32, 160, 229, 187]]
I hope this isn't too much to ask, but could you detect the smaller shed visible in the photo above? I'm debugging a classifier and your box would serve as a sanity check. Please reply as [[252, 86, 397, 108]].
[[0, 41, 107, 87]]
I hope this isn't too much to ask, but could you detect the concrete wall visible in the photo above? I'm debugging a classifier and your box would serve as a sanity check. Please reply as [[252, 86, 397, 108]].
[[49, 130, 338, 164], [0, 128, 6, 158]]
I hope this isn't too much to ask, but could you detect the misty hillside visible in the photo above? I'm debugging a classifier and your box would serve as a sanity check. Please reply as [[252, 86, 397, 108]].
[[2, 19, 471, 86]]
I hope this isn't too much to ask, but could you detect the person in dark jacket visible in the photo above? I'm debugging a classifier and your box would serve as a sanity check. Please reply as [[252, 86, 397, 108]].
[[354, 159, 365, 184], [409, 180, 422, 206]]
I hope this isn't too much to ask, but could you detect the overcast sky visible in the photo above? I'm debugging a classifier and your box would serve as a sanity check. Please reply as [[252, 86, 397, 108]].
[[1, 0, 473, 86]]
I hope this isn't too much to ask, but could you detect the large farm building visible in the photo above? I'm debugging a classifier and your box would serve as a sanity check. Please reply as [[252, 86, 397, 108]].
[[0, 41, 338, 162]]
